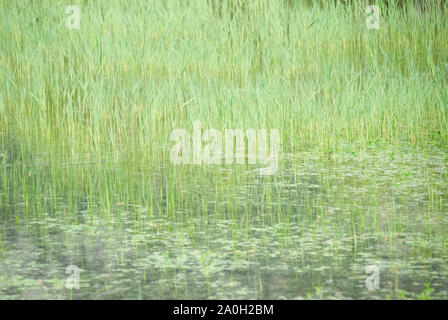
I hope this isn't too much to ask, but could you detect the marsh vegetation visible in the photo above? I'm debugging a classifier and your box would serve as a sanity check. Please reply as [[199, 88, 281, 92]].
[[0, 0, 447, 299]]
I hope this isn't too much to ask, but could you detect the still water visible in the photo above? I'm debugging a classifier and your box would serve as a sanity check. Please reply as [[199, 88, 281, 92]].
[[0, 148, 447, 299]]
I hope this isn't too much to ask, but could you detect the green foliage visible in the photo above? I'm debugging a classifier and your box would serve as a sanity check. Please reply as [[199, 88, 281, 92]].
[[417, 283, 434, 300], [0, 0, 447, 299]]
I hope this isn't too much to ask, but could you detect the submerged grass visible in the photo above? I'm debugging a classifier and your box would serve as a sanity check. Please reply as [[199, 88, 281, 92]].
[[0, 0, 447, 299]]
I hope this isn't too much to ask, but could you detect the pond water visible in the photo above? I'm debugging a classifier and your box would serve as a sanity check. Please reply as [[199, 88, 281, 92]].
[[0, 148, 447, 299]]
